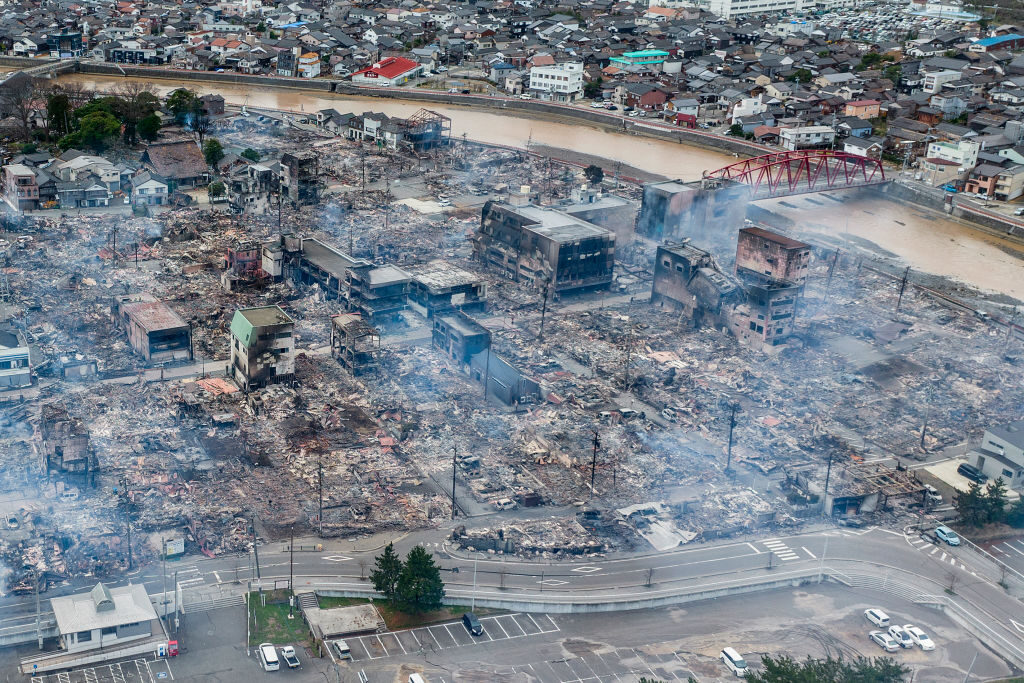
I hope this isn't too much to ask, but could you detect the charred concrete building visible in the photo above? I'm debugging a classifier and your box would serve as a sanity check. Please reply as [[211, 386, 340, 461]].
[[650, 243, 742, 329], [473, 200, 615, 294], [222, 240, 268, 292], [112, 294, 193, 364], [229, 306, 295, 391], [407, 260, 487, 318], [636, 179, 750, 254], [560, 188, 638, 244], [280, 151, 322, 206], [735, 227, 811, 285], [433, 311, 491, 365], [40, 403, 94, 476], [331, 313, 381, 376]]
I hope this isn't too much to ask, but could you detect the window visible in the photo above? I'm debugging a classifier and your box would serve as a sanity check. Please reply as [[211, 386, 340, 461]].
[[102, 626, 117, 636], [1002, 469, 1014, 478], [77, 630, 92, 642]]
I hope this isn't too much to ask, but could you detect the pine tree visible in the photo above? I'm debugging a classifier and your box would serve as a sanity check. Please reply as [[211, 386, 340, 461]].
[[954, 481, 985, 527], [396, 546, 445, 612], [984, 477, 1008, 524], [369, 543, 402, 603]]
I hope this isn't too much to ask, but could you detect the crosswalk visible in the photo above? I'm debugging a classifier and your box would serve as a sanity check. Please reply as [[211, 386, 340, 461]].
[[175, 565, 205, 589], [907, 536, 975, 575], [762, 539, 800, 562]]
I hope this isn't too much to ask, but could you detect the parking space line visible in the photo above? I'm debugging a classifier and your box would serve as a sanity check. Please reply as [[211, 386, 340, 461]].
[[544, 614, 559, 631], [410, 629, 422, 648], [527, 613, 544, 632], [930, 547, 939, 555], [1007, 543, 1024, 557], [506, 614, 530, 636], [394, 634, 408, 654], [429, 625, 452, 649], [444, 623, 461, 645], [375, 634, 389, 656], [633, 648, 659, 680], [492, 616, 511, 638]]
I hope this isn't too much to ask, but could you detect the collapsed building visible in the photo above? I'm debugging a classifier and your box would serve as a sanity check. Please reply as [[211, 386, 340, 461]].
[[280, 151, 322, 206], [112, 294, 193, 363], [406, 260, 488, 318], [473, 198, 615, 294], [330, 313, 381, 376], [222, 240, 268, 291], [39, 402, 95, 477], [650, 225, 809, 350]]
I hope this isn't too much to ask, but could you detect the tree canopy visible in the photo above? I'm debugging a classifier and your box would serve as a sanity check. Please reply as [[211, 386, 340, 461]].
[[370, 543, 402, 603], [744, 654, 909, 682], [60, 111, 122, 153], [203, 138, 225, 169], [396, 545, 445, 612]]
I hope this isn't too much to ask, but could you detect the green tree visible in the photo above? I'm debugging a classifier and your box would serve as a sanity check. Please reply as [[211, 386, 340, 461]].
[[882, 64, 902, 83], [166, 88, 199, 125], [955, 481, 985, 527], [584, 164, 604, 185], [256, 21, 266, 33], [60, 110, 122, 153], [241, 148, 260, 161], [1007, 497, 1024, 528], [396, 546, 445, 612], [138, 112, 161, 141], [817, 50, 830, 57], [46, 93, 72, 138], [203, 138, 225, 169], [208, 180, 226, 198], [369, 543, 403, 603], [789, 68, 813, 83], [745, 654, 909, 682], [984, 477, 1008, 524], [112, 82, 160, 145], [20, 142, 37, 154], [856, 52, 885, 71], [728, 123, 744, 137], [583, 77, 603, 99]]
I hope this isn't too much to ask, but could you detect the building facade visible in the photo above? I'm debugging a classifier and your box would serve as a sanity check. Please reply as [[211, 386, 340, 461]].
[[229, 306, 295, 390], [528, 62, 583, 102]]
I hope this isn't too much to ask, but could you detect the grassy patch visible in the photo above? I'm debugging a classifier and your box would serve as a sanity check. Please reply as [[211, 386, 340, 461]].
[[247, 591, 310, 647], [314, 596, 504, 630]]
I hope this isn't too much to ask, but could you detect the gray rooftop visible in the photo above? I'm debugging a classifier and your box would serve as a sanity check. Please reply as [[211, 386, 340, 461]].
[[503, 204, 614, 243], [407, 260, 481, 291], [300, 238, 368, 277], [988, 420, 1024, 450], [50, 583, 156, 635]]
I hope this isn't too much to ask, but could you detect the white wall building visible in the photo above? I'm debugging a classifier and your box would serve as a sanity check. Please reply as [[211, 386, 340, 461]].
[[779, 125, 835, 150], [49, 583, 158, 655], [925, 139, 980, 168], [529, 61, 584, 102], [921, 68, 961, 94], [731, 95, 767, 124], [706, 0, 807, 19]]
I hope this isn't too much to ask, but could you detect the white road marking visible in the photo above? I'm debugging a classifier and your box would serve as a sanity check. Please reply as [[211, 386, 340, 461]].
[[571, 566, 603, 573], [802, 546, 817, 559], [1005, 543, 1024, 557], [1011, 619, 1024, 634], [746, 542, 762, 554], [930, 547, 939, 555]]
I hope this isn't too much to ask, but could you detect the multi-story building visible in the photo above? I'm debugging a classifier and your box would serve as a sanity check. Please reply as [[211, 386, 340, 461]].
[[0, 325, 31, 388], [705, 0, 806, 19], [969, 420, 1024, 490], [228, 306, 295, 390], [924, 139, 980, 169], [608, 49, 669, 66], [297, 52, 321, 78], [528, 62, 583, 102], [921, 68, 961, 94], [636, 179, 750, 255], [779, 125, 836, 151], [474, 200, 615, 294], [3, 163, 39, 211], [735, 227, 811, 285], [113, 294, 193, 364]]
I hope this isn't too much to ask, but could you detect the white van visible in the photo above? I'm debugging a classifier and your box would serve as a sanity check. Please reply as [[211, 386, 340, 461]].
[[721, 647, 749, 677], [258, 642, 280, 671], [409, 675, 427, 683]]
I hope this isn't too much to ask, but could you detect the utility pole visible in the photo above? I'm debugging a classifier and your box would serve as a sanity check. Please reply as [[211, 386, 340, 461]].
[[161, 538, 167, 625], [622, 324, 634, 390], [824, 248, 840, 303], [126, 521, 133, 570], [251, 518, 261, 580], [725, 403, 738, 474], [823, 451, 835, 518], [1006, 306, 1019, 348], [590, 430, 600, 499], [172, 569, 178, 634], [451, 445, 458, 520], [482, 347, 491, 400], [34, 570, 41, 650], [318, 453, 323, 538], [289, 525, 294, 616], [895, 266, 910, 314], [538, 280, 550, 342]]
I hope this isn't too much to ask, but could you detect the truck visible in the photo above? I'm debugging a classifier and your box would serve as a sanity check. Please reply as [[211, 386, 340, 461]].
[[280, 645, 301, 669]]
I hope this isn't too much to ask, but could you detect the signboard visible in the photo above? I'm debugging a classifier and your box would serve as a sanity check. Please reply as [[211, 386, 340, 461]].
[[165, 538, 185, 556]]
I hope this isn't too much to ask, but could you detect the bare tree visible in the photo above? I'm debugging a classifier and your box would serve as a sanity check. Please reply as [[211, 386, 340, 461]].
[[114, 81, 159, 145], [0, 74, 41, 141]]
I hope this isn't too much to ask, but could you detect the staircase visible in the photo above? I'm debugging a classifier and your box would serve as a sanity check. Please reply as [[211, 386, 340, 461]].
[[296, 592, 319, 611]]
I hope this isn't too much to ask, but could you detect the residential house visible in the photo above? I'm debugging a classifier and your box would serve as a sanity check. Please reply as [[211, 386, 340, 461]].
[[130, 172, 169, 206], [141, 141, 209, 189], [2, 164, 39, 211]]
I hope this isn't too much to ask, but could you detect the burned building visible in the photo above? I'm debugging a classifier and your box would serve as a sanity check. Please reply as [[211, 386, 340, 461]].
[[474, 200, 615, 294], [730, 281, 802, 348], [113, 294, 193, 364], [289, 238, 410, 324], [330, 313, 381, 376], [636, 179, 750, 254], [650, 243, 741, 329], [433, 311, 491, 366], [229, 306, 295, 391], [280, 151, 322, 206], [395, 108, 452, 152], [736, 227, 811, 285], [407, 260, 487, 318], [0, 325, 31, 389], [222, 241, 268, 291], [40, 403, 93, 475], [560, 188, 638, 243]]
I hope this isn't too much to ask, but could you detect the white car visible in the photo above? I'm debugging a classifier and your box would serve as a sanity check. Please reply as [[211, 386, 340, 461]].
[[887, 625, 914, 649], [904, 625, 936, 651], [869, 630, 900, 652], [865, 608, 890, 627]]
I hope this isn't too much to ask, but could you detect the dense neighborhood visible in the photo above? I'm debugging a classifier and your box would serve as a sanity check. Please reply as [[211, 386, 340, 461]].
[[1, 0, 1024, 198]]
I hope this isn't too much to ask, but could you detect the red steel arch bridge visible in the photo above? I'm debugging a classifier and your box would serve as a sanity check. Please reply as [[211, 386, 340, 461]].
[[703, 150, 887, 200]]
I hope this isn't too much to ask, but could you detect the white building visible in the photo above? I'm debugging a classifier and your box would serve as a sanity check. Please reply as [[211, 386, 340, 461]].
[[229, 306, 296, 390], [970, 420, 1024, 490], [779, 125, 835, 151], [731, 95, 767, 124], [529, 62, 584, 102], [706, 0, 807, 19], [921, 68, 961, 94], [925, 139, 980, 169], [297, 52, 321, 79], [49, 583, 159, 655], [0, 326, 31, 389]]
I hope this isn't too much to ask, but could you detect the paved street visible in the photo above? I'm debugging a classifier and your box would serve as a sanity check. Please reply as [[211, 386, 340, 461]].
[[989, 536, 1024, 576], [32, 658, 173, 683]]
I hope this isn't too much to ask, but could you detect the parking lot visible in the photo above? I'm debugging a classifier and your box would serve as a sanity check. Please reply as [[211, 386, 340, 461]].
[[33, 658, 173, 683], [346, 613, 559, 661], [499, 648, 696, 683]]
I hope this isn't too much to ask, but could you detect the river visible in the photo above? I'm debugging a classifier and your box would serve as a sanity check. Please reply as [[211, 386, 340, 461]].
[[54, 73, 1024, 301]]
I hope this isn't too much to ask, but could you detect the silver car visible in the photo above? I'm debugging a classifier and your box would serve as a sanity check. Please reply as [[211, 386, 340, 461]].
[[869, 630, 900, 652]]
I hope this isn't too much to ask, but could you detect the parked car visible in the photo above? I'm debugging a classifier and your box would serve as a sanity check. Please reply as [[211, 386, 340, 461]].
[[462, 612, 484, 636], [331, 639, 352, 660], [280, 645, 301, 668], [957, 462, 987, 483], [5, 515, 18, 530], [865, 608, 890, 627], [887, 625, 914, 649], [903, 625, 936, 651], [1014, 207, 1024, 216], [720, 647, 749, 677], [935, 525, 960, 546], [606, 105, 618, 111], [922, 484, 942, 503], [869, 631, 900, 652], [518, 94, 531, 100]]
